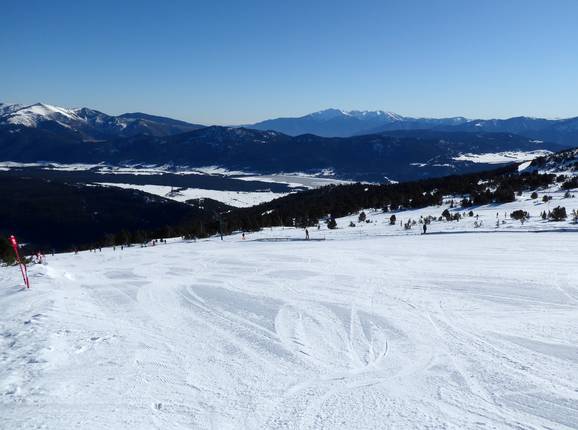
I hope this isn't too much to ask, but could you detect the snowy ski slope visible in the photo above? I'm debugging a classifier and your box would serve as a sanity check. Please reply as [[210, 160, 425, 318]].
[[2, 194, 578, 429]]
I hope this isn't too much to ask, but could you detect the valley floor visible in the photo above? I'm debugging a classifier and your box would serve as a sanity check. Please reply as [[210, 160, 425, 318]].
[[2, 223, 578, 429]]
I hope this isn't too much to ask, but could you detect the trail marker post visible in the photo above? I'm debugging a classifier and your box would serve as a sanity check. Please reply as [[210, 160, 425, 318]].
[[9, 235, 30, 289]]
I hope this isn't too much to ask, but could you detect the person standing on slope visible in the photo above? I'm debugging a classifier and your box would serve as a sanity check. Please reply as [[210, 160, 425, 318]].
[[305, 228, 310, 240], [423, 224, 427, 235]]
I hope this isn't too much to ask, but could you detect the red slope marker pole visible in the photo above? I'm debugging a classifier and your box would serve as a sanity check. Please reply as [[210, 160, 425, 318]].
[[9, 235, 30, 289]]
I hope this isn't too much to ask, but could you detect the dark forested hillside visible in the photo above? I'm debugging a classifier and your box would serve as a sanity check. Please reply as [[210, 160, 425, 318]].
[[0, 124, 565, 182], [0, 173, 208, 251]]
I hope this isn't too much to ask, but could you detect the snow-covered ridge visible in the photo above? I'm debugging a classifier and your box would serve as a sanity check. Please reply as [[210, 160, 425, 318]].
[[514, 147, 578, 175], [305, 109, 469, 124], [0, 102, 203, 139], [0, 102, 24, 116], [2, 103, 82, 127], [308, 108, 406, 122], [0, 102, 105, 128]]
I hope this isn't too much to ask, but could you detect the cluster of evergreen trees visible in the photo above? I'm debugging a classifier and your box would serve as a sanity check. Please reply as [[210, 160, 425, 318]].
[[540, 207, 568, 221], [219, 167, 562, 236]]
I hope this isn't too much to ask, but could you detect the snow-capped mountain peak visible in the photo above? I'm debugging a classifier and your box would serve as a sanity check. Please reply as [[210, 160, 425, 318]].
[[347, 110, 406, 121], [308, 108, 349, 120], [307, 108, 406, 122], [2, 102, 82, 127], [248, 108, 414, 136]]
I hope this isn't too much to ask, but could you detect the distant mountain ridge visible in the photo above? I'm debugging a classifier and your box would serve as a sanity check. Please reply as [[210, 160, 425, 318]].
[[435, 116, 578, 147], [247, 108, 469, 138], [247, 108, 578, 146], [0, 102, 204, 140]]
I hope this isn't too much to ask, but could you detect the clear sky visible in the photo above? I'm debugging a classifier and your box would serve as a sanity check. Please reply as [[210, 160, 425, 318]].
[[2, 0, 578, 125]]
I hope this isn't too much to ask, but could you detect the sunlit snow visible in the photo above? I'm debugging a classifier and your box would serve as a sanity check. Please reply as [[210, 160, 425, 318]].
[[2, 187, 578, 429]]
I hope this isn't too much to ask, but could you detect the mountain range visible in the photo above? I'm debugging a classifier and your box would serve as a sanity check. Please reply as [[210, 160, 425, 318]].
[[247, 108, 469, 138], [0, 102, 576, 181], [247, 108, 578, 146], [0, 102, 204, 140]]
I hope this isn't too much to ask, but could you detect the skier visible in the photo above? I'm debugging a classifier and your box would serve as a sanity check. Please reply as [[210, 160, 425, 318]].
[[242, 232, 245, 240], [305, 228, 310, 240], [423, 224, 427, 235]]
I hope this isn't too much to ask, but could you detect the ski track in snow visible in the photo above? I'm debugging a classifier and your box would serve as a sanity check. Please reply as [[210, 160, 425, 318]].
[[2, 229, 578, 429]]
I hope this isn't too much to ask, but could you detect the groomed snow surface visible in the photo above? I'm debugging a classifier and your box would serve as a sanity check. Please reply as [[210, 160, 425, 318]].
[[2, 193, 578, 429]]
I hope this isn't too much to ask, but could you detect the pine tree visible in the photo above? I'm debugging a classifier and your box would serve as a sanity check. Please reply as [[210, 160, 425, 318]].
[[510, 210, 529, 221], [442, 209, 452, 221], [549, 206, 567, 221]]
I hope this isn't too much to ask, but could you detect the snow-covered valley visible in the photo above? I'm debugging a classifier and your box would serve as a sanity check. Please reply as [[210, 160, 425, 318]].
[[2, 193, 578, 429], [0, 163, 351, 208]]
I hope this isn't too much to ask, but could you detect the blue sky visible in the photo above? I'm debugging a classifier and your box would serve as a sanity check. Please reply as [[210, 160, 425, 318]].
[[2, 0, 577, 124]]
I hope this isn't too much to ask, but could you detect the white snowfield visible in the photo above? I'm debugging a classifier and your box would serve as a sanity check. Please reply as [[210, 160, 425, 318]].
[[96, 175, 349, 207], [452, 150, 552, 164], [97, 182, 288, 208], [2, 195, 578, 429]]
